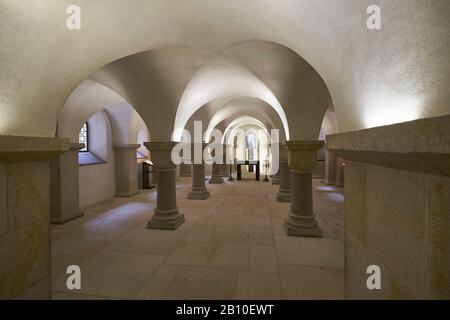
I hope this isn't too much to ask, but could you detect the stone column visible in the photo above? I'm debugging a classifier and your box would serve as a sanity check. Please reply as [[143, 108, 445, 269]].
[[271, 170, 280, 185], [0, 135, 69, 299], [221, 164, 229, 177], [113, 144, 140, 197], [218, 144, 226, 177], [179, 148, 192, 177], [284, 140, 324, 237], [144, 142, 185, 230], [188, 143, 210, 199], [210, 163, 225, 183], [179, 163, 192, 177], [50, 143, 84, 224], [277, 144, 291, 202], [335, 157, 345, 187], [209, 145, 224, 184], [323, 148, 337, 185]]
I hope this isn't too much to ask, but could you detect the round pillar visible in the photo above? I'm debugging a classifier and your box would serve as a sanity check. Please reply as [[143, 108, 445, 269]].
[[277, 144, 291, 202], [209, 145, 224, 184], [144, 142, 185, 230], [271, 170, 280, 185], [179, 163, 192, 177], [335, 157, 345, 187], [323, 148, 337, 185], [284, 140, 323, 237], [188, 143, 210, 199]]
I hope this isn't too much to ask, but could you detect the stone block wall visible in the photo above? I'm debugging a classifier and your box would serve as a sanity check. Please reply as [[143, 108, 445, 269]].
[[0, 136, 69, 299], [344, 162, 449, 299], [327, 115, 450, 299]]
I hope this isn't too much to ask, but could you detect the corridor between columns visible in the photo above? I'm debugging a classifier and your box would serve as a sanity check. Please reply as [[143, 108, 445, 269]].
[[50, 177, 344, 300]]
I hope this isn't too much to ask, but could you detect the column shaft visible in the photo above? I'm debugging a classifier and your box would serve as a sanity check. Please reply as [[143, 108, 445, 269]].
[[271, 170, 280, 185], [221, 163, 229, 177], [114, 144, 140, 197], [335, 157, 345, 187], [179, 163, 192, 177], [50, 143, 84, 224], [323, 149, 337, 185], [209, 145, 224, 184], [145, 142, 185, 230], [284, 140, 323, 237], [277, 145, 291, 202], [188, 143, 209, 199], [209, 163, 225, 184]]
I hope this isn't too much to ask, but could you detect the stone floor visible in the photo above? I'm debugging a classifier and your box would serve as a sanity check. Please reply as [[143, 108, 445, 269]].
[[51, 175, 345, 300]]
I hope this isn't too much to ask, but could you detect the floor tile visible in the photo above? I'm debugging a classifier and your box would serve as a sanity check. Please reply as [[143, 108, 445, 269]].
[[162, 266, 239, 299], [235, 271, 282, 299], [249, 245, 278, 273], [184, 225, 216, 242], [279, 264, 344, 299], [53, 250, 165, 299], [274, 236, 344, 268], [207, 244, 250, 270], [166, 241, 216, 267], [51, 177, 345, 300]]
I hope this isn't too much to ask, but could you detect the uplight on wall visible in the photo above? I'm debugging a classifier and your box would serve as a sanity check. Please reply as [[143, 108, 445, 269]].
[[362, 94, 423, 129]]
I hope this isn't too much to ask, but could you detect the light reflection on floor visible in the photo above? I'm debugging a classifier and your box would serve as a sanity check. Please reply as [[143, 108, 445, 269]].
[[51, 177, 345, 300]]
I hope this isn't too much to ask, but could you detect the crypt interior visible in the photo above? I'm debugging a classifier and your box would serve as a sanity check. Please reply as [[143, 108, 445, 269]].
[[0, 0, 449, 300]]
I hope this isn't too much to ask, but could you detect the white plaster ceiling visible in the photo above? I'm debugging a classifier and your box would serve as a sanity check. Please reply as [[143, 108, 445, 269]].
[[0, 0, 448, 138], [223, 117, 270, 145], [183, 97, 285, 143], [58, 79, 148, 143]]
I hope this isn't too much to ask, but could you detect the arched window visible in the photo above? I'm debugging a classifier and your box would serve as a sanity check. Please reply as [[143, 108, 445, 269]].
[[78, 122, 88, 152], [246, 133, 258, 161], [246, 133, 257, 149]]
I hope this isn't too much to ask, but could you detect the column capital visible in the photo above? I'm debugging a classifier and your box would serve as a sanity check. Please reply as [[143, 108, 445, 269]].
[[144, 141, 177, 151], [113, 143, 141, 149], [287, 140, 324, 172], [144, 141, 178, 168]]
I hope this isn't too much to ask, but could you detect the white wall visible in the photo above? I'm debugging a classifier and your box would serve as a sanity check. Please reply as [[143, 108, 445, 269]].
[[79, 111, 116, 208]]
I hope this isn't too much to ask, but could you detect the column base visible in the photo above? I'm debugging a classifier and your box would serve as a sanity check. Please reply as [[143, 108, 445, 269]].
[[147, 208, 185, 230], [284, 214, 322, 237], [51, 211, 84, 225], [115, 190, 140, 197], [322, 179, 335, 186], [187, 189, 210, 200], [209, 176, 224, 184], [271, 178, 280, 185], [277, 190, 291, 202]]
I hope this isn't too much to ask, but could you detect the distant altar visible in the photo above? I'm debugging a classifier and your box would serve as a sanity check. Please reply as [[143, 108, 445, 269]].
[[236, 160, 260, 181]]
